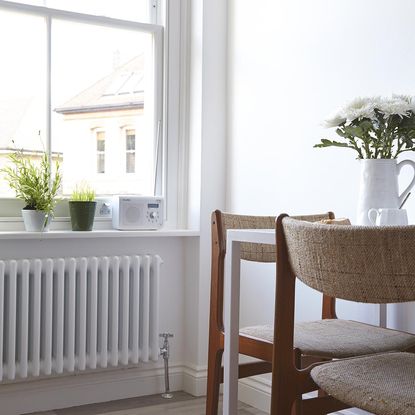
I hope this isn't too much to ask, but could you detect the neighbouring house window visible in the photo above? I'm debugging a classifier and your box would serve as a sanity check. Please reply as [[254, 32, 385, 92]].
[[126, 129, 136, 173], [96, 131, 106, 174], [0, 0, 163, 199]]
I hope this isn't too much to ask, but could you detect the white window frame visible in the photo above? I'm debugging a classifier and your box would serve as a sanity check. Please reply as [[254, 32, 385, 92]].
[[124, 127, 136, 174], [0, 0, 176, 229], [95, 129, 106, 174]]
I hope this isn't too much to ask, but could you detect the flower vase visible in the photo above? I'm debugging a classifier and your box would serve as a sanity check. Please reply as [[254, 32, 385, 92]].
[[356, 159, 415, 225]]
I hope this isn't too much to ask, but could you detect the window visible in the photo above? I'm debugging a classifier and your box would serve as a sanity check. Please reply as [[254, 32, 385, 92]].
[[126, 129, 136, 173], [0, 0, 163, 199], [8, 0, 153, 23], [96, 131, 105, 174], [0, 1, 184, 229]]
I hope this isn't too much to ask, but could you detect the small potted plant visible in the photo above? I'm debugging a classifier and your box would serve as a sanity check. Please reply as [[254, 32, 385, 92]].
[[1, 150, 62, 231], [69, 183, 96, 231]]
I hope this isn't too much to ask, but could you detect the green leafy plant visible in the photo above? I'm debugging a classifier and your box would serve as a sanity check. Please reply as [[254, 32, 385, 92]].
[[70, 182, 95, 202], [315, 95, 415, 159], [1, 150, 62, 216]]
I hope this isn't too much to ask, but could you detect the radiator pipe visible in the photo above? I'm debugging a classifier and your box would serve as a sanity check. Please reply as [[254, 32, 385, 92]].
[[159, 333, 174, 399]]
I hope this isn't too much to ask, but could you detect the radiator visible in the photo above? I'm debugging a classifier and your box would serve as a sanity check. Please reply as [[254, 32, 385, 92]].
[[0, 254, 162, 381]]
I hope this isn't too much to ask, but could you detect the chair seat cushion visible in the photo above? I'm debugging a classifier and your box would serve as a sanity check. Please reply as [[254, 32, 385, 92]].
[[311, 352, 415, 415], [239, 319, 415, 358]]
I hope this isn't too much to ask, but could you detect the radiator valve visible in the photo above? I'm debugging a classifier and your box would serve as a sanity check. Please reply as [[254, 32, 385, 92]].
[[160, 333, 174, 399]]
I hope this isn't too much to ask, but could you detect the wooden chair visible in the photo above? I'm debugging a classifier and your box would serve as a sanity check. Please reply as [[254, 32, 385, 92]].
[[272, 216, 415, 414], [206, 210, 337, 415]]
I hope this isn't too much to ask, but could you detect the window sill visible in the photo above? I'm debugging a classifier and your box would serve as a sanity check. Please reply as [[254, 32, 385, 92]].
[[0, 216, 199, 238], [0, 228, 199, 240]]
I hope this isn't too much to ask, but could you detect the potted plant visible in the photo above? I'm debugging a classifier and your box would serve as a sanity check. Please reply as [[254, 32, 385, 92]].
[[1, 150, 62, 231], [69, 183, 96, 231], [315, 95, 415, 224]]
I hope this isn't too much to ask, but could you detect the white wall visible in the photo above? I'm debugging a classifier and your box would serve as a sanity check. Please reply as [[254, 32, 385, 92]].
[[228, 0, 415, 221], [227, 0, 415, 409]]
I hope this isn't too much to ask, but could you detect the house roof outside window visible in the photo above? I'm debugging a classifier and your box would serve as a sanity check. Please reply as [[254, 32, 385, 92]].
[[55, 54, 145, 115]]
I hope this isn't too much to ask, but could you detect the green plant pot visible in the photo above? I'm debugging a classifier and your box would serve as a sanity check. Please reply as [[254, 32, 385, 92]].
[[69, 201, 97, 231]]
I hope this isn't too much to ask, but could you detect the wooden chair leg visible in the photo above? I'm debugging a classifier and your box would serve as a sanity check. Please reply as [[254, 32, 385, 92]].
[[291, 349, 302, 415], [316, 388, 328, 415], [317, 357, 330, 415], [292, 398, 301, 415], [271, 395, 296, 415], [318, 389, 328, 398], [271, 375, 297, 415], [206, 347, 224, 415]]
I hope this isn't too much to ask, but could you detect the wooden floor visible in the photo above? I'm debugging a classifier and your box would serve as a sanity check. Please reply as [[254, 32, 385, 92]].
[[30, 392, 267, 415]]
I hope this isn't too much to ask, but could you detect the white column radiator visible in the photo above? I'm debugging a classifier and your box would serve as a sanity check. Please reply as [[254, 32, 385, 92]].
[[0, 254, 162, 381]]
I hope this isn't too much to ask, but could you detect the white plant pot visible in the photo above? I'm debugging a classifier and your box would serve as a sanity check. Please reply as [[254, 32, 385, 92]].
[[21, 209, 51, 232], [356, 159, 415, 225]]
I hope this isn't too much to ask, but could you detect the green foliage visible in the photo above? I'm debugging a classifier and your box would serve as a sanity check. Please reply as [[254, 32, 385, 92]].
[[317, 115, 415, 158], [70, 183, 95, 202], [315, 97, 415, 159], [1, 151, 62, 215], [314, 139, 350, 148]]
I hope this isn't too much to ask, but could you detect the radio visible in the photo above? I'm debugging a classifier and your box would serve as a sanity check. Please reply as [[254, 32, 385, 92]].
[[112, 196, 164, 230]]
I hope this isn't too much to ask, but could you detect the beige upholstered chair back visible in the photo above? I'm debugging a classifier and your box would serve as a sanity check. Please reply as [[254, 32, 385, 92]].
[[221, 212, 333, 262], [281, 217, 415, 303]]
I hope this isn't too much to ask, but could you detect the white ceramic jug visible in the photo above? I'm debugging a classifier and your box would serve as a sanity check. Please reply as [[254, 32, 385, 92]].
[[368, 208, 408, 226], [356, 159, 415, 225]]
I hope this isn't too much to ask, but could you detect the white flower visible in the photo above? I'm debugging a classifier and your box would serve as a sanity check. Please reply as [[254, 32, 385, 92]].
[[342, 97, 377, 122], [391, 94, 415, 115], [377, 96, 412, 118], [392, 93, 412, 103], [322, 111, 346, 128], [317, 94, 415, 158]]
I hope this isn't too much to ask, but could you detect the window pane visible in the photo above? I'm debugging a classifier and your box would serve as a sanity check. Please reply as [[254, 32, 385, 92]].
[[0, 11, 46, 198], [97, 153, 105, 174], [96, 131, 105, 151], [7, 0, 151, 23], [52, 20, 156, 196], [126, 152, 135, 174], [126, 130, 135, 150]]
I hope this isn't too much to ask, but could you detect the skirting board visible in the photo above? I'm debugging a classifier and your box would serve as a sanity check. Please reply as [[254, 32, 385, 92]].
[[182, 367, 372, 414], [182, 364, 207, 397], [238, 376, 271, 413], [0, 364, 371, 415], [183, 366, 369, 414], [181, 366, 369, 414], [0, 363, 184, 415]]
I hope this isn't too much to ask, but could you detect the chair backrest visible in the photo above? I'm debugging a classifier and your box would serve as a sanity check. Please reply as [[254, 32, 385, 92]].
[[219, 213, 276, 262], [210, 210, 334, 331], [281, 216, 415, 304], [216, 211, 334, 262]]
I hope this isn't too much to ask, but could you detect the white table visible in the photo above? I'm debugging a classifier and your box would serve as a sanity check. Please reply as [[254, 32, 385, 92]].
[[223, 229, 275, 415]]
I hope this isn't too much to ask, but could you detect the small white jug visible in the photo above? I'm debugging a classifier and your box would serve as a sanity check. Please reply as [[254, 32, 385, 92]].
[[356, 159, 415, 225], [368, 208, 408, 226]]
